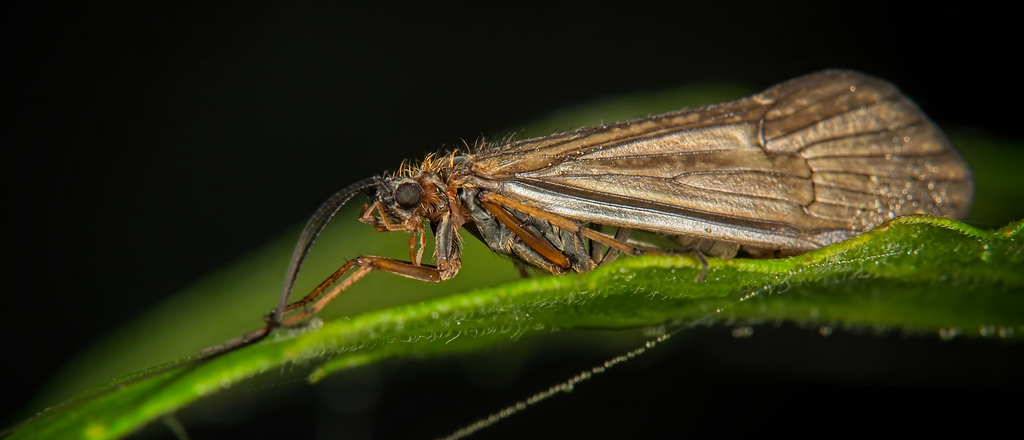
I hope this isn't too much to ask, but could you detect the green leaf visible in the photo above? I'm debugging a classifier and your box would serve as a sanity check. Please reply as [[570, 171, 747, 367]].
[[11, 82, 1024, 439], [8, 215, 1023, 440]]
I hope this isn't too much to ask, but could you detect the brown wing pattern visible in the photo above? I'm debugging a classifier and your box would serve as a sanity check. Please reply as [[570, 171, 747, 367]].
[[469, 70, 973, 252]]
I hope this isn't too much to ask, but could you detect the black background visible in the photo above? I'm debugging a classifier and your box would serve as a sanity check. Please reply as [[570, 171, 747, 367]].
[[4, 2, 1022, 439]]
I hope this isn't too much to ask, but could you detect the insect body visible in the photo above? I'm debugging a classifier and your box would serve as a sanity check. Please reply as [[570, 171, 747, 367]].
[[221, 70, 973, 350]]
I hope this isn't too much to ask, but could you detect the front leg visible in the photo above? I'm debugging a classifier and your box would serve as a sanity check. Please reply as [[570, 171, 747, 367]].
[[277, 256, 459, 327], [277, 212, 463, 327], [202, 255, 458, 356]]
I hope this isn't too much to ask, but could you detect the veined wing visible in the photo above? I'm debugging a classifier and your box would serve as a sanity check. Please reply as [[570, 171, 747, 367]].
[[469, 70, 973, 252]]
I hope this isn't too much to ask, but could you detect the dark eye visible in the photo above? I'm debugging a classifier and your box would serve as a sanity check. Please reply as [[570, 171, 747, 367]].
[[395, 182, 422, 209]]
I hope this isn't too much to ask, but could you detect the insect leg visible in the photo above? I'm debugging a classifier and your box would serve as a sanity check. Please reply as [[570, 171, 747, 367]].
[[589, 224, 606, 262], [461, 186, 561, 274], [478, 192, 640, 257], [480, 192, 709, 279], [479, 198, 573, 270], [655, 246, 710, 282], [692, 249, 709, 282], [519, 209, 594, 272], [478, 193, 637, 272], [277, 212, 462, 327], [200, 323, 274, 356], [599, 227, 632, 265], [512, 261, 531, 278], [276, 256, 455, 327], [281, 258, 363, 313]]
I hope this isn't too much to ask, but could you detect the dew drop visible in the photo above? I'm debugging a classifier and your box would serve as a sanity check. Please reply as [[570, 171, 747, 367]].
[[938, 327, 962, 340], [980, 244, 993, 262], [731, 326, 753, 338]]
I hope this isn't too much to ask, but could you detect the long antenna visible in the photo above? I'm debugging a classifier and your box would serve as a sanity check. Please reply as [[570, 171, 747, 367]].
[[273, 177, 379, 326]]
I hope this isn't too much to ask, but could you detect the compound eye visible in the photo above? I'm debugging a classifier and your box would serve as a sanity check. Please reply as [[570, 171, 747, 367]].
[[394, 182, 422, 210]]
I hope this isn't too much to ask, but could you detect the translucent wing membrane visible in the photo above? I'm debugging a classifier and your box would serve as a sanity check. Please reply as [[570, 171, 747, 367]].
[[469, 70, 972, 252]]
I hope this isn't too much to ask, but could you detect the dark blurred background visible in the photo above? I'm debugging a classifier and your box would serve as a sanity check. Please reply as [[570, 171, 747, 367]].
[[4, 2, 1021, 438]]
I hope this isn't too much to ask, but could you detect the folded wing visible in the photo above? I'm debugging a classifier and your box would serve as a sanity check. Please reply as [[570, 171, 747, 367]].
[[469, 70, 973, 252]]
